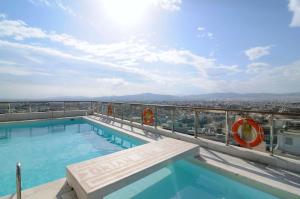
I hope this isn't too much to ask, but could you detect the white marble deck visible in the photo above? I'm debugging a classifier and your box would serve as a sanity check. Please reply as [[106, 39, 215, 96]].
[[66, 138, 199, 199], [0, 178, 76, 199], [195, 147, 300, 198]]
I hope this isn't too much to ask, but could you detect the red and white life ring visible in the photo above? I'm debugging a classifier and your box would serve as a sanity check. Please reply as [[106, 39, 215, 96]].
[[231, 118, 264, 148], [107, 104, 113, 116], [143, 108, 154, 125]]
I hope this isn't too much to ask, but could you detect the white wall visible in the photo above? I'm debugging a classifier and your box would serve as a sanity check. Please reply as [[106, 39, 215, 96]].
[[0, 110, 93, 122]]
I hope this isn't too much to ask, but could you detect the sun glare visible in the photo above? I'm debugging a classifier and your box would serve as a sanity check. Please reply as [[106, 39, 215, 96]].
[[102, 0, 151, 26]]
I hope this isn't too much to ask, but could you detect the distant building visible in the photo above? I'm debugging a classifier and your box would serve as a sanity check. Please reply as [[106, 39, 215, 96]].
[[277, 130, 300, 155], [277, 120, 300, 156]]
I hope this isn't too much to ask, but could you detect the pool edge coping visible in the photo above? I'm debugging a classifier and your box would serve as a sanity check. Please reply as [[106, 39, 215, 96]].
[[82, 116, 158, 144]]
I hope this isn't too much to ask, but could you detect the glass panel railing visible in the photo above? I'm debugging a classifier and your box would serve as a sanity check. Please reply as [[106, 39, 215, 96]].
[[272, 118, 300, 160], [64, 102, 80, 111], [91, 102, 99, 113], [49, 102, 64, 111], [122, 103, 131, 122], [10, 102, 30, 113], [173, 108, 195, 136], [131, 104, 142, 124], [0, 103, 9, 114], [102, 103, 109, 116], [156, 106, 173, 132], [113, 103, 123, 119], [78, 102, 91, 110], [196, 111, 227, 143], [30, 102, 50, 112]]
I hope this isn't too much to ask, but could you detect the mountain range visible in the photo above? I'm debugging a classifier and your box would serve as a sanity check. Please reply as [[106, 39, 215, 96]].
[[47, 92, 300, 102], [2, 92, 300, 102]]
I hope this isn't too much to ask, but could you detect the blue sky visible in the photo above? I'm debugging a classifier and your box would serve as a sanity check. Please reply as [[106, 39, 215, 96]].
[[0, 0, 300, 98]]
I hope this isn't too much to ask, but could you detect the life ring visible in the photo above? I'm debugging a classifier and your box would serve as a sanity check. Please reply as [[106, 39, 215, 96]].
[[107, 104, 113, 116], [143, 108, 154, 125], [231, 118, 264, 148]]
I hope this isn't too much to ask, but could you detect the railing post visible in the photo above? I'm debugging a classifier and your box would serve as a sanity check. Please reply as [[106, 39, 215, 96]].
[[154, 105, 158, 129], [113, 103, 116, 121], [16, 162, 21, 199], [171, 107, 175, 133], [99, 102, 103, 115], [8, 103, 11, 114], [225, 111, 230, 146], [269, 114, 274, 155], [141, 105, 144, 126], [194, 109, 198, 138], [90, 101, 93, 113], [130, 104, 133, 124], [97, 102, 99, 114], [121, 104, 124, 121]]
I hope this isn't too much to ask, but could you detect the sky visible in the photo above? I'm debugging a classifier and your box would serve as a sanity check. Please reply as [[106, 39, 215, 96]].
[[0, 0, 300, 98]]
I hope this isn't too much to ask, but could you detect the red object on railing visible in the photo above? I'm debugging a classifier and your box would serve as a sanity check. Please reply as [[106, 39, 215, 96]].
[[231, 118, 264, 148], [107, 104, 113, 116], [143, 108, 154, 125]]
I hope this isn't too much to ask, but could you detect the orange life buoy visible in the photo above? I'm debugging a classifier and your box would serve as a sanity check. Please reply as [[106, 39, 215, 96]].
[[231, 118, 264, 148], [107, 104, 113, 116], [143, 108, 154, 125]]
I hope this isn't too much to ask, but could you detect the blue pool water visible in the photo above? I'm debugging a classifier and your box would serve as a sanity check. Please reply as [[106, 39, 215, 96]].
[[0, 118, 143, 196], [106, 160, 279, 199]]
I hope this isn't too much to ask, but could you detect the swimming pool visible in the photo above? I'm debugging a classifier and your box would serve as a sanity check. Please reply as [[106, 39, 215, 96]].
[[0, 118, 144, 196], [106, 160, 280, 199]]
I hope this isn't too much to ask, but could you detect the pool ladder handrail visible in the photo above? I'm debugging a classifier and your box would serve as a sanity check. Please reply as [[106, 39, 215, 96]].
[[16, 162, 21, 199]]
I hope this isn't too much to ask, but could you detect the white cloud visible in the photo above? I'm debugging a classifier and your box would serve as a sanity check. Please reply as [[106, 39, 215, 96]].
[[234, 60, 300, 93], [197, 27, 214, 39], [289, 0, 300, 27], [153, 0, 182, 11], [2, 15, 299, 96], [0, 13, 6, 19], [0, 39, 167, 83], [96, 77, 128, 87], [0, 60, 16, 65], [55, 0, 76, 16], [207, 32, 214, 39], [0, 17, 238, 81], [29, 0, 50, 6], [29, 0, 76, 16], [246, 62, 270, 73], [0, 19, 46, 40], [245, 46, 272, 61], [0, 66, 50, 76]]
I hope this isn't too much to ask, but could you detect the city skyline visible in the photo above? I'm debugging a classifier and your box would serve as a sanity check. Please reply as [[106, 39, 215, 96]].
[[0, 0, 300, 98]]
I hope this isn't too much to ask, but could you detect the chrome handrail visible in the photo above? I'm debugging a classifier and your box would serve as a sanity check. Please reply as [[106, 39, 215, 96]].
[[16, 162, 21, 199]]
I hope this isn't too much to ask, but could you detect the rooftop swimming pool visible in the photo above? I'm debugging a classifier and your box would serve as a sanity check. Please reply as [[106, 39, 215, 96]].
[[0, 118, 144, 196], [106, 160, 280, 199], [0, 117, 288, 199]]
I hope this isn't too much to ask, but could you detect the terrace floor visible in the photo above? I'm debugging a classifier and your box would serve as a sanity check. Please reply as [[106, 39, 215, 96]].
[[1, 115, 300, 199]]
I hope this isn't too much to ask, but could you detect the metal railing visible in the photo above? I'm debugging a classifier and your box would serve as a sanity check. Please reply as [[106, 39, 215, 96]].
[[0, 101, 96, 114], [16, 162, 21, 199], [97, 101, 300, 157], [1, 100, 300, 158]]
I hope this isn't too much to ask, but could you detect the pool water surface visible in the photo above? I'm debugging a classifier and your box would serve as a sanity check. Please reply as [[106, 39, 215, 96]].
[[0, 118, 143, 196]]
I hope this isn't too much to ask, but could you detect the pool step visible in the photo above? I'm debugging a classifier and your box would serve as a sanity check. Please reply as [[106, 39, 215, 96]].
[[66, 138, 199, 199]]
